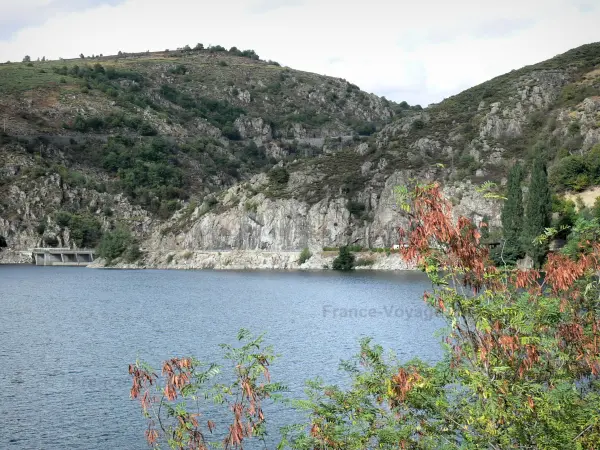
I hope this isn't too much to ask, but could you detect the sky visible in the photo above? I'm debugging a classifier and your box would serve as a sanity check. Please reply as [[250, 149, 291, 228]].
[[0, 0, 599, 105]]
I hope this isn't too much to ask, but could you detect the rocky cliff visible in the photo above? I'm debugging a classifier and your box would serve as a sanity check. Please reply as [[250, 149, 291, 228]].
[[2, 43, 600, 268]]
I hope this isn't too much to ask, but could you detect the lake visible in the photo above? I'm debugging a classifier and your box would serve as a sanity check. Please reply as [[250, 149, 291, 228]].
[[0, 266, 444, 449]]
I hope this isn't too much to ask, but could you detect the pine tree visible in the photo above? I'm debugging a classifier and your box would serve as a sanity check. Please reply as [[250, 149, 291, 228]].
[[523, 156, 551, 266], [500, 164, 524, 264], [333, 246, 355, 271]]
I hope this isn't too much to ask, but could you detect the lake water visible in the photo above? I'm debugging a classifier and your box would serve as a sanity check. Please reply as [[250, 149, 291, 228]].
[[0, 266, 444, 449]]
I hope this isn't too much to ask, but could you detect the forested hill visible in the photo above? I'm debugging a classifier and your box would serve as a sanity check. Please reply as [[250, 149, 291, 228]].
[[1, 43, 600, 266]]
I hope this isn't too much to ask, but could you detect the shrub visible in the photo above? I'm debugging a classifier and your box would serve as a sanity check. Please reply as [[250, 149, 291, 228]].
[[268, 166, 289, 185], [298, 247, 312, 264], [568, 121, 581, 135], [36, 221, 46, 236], [97, 227, 134, 261], [412, 118, 425, 130], [244, 200, 258, 213], [221, 126, 241, 140], [332, 246, 355, 271], [158, 200, 179, 219], [550, 155, 588, 191], [138, 122, 157, 136], [208, 45, 227, 53], [69, 214, 103, 248], [55, 210, 72, 228], [129, 330, 280, 449], [355, 122, 376, 136], [124, 244, 142, 263]]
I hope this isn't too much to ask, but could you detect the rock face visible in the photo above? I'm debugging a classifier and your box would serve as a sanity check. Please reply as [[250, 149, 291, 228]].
[[149, 170, 501, 254]]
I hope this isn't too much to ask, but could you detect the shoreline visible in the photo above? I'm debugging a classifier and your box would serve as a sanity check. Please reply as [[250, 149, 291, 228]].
[[96, 249, 417, 271], [1, 249, 417, 271]]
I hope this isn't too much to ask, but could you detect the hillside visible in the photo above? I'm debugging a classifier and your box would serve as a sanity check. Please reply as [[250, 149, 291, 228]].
[[1, 43, 600, 267]]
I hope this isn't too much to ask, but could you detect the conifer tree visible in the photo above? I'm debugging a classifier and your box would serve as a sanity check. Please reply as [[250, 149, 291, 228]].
[[500, 164, 524, 264], [523, 156, 551, 266]]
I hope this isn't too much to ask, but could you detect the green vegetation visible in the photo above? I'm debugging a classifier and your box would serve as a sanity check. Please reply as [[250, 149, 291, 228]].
[[562, 216, 600, 257], [54, 211, 102, 248], [97, 227, 139, 262], [0, 64, 70, 93], [67, 113, 157, 135], [298, 247, 312, 264], [523, 156, 551, 266], [159, 84, 246, 133], [268, 166, 289, 185], [332, 246, 355, 271], [102, 136, 185, 216], [354, 122, 376, 136], [500, 164, 524, 264], [549, 144, 600, 191]]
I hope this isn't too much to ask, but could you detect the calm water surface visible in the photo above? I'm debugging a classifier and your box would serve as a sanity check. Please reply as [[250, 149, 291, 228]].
[[0, 266, 444, 449]]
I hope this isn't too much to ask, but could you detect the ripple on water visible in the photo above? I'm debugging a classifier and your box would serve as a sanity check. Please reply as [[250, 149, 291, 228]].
[[0, 266, 444, 449]]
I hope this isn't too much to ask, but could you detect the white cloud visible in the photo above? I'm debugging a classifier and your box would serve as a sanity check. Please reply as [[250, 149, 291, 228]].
[[0, 0, 598, 105]]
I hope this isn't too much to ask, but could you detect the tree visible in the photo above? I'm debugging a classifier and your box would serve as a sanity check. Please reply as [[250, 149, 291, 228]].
[[523, 156, 551, 266], [97, 227, 133, 261], [298, 247, 312, 264], [193, 43, 204, 51], [22, 55, 31, 62], [332, 246, 355, 271], [79, 53, 85, 59], [500, 163, 524, 264], [69, 214, 102, 248]]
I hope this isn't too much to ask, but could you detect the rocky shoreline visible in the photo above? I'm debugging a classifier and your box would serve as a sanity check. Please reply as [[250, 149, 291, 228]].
[[1, 247, 416, 271], [89, 249, 417, 271]]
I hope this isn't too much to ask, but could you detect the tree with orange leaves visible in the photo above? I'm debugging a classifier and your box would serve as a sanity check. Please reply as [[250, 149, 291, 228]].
[[282, 182, 600, 449]]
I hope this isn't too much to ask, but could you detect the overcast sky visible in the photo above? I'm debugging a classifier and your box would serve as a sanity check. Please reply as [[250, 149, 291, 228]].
[[0, 0, 598, 105]]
